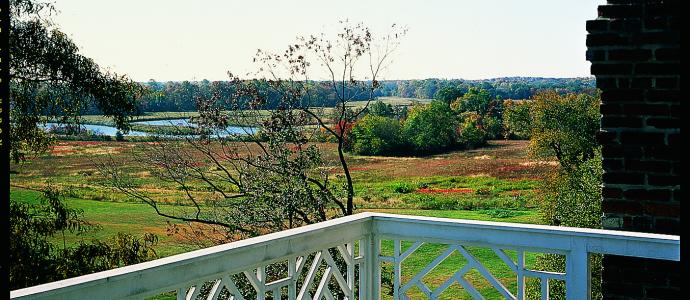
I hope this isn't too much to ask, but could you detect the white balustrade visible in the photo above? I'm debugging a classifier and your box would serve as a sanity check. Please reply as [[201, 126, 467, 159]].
[[10, 213, 680, 300]]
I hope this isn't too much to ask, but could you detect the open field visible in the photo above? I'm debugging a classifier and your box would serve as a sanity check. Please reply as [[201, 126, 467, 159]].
[[10, 139, 555, 299]]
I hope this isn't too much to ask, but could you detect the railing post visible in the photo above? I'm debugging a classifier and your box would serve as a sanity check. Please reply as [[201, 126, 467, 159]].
[[566, 240, 590, 300], [364, 233, 380, 300]]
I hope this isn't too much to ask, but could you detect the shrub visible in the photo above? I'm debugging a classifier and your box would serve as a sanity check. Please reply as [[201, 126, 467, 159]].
[[349, 115, 403, 155], [503, 100, 532, 139], [457, 112, 487, 149], [390, 182, 416, 194], [402, 101, 457, 154]]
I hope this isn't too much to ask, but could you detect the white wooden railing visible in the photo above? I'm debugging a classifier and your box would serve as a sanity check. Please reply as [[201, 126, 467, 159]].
[[10, 213, 680, 300]]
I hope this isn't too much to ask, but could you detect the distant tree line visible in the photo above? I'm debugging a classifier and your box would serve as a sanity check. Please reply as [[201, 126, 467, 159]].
[[74, 77, 595, 114]]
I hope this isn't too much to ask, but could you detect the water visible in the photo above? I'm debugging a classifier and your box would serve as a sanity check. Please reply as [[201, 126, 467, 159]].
[[132, 119, 194, 127], [42, 120, 258, 138], [42, 123, 150, 137]]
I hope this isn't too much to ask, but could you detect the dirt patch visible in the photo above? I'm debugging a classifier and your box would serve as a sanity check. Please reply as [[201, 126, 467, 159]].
[[473, 155, 492, 160]]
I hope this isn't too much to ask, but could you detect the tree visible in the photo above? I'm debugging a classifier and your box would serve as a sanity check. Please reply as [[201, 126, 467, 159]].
[[502, 99, 532, 139], [348, 115, 403, 155], [525, 91, 603, 300], [403, 101, 457, 154], [528, 91, 600, 171], [434, 86, 465, 105], [10, 188, 157, 289], [9, 0, 153, 288], [9, 0, 143, 163], [456, 112, 488, 149], [368, 100, 394, 117], [100, 21, 407, 243]]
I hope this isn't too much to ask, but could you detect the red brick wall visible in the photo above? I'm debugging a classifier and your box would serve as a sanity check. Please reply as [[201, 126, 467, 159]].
[[586, 0, 680, 298]]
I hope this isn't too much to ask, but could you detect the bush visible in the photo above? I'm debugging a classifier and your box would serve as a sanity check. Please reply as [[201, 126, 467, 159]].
[[503, 100, 532, 139], [390, 182, 416, 194], [457, 112, 487, 149], [349, 115, 403, 155], [402, 101, 457, 154]]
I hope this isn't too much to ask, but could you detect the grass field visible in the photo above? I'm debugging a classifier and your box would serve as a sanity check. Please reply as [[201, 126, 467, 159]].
[[10, 139, 555, 298]]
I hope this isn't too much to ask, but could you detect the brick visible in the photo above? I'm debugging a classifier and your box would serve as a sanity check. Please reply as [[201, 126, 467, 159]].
[[603, 200, 643, 214], [601, 116, 643, 128], [619, 132, 665, 145], [643, 16, 668, 30], [586, 33, 628, 47], [601, 282, 643, 297], [623, 188, 671, 201], [625, 160, 671, 173], [645, 259, 682, 273], [598, 5, 643, 18], [586, 49, 607, 62], [646, 287, 682, 299], [645, 117, 680, 129], [667, 133, 680, 146], [623, 269, 669, 285], [632, 31, 680, 44], [630, 77, 652, 88], [646, 3, 680, 18], [602, 187, 624, 198], [647, 174, 680, 186], [591, 63, 633, 75], [671, 189, 680, 201], [647, 90, 680, 102], [669, 105, 681, 117], [609, 49, 651, 61], [654, 218, 680, 234], [609, 19, 642, 31], [600, 103, 622, 114], [655, 48, 679, 61], [631, 215, 653, 231], [635, 63, 680, 75], [603, 172, 645, 184], [643, 203, 679, 217], [600, 89, 644, 102], [586, 19, 609, 32], [597, 131, 618, 143], [654, 77, 678, 89], [643, 146, 680, 161], [622, 104, 669, 116]]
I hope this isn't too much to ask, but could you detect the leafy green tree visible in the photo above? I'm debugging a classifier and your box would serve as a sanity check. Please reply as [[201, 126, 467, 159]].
[[349, 115, 403, 155], [10, 188, 158, 289], [456, 112, 487, 148], [528, 91, 600, 171], [525, 91, 603, 300], [451, 87, 493, 115], [434, 86, 465, 105], [502, 100, 532, 139], [9, 0, 143, 163], [403, 101, 457, 154], [368, 100, 394, 117]]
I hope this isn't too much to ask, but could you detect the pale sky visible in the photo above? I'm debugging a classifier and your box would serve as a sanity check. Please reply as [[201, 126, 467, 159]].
[[52, 0, 605, 82]]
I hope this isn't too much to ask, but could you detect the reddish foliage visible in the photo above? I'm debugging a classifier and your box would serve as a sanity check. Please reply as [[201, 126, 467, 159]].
[[333, 120, 355, 138], [417, 188, 474, 194]]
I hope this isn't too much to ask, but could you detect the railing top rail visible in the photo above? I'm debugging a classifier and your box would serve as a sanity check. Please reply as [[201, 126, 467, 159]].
[[10, 213, 375, 300], [369, 212, 679, 242], [370, 213, 679, 260]]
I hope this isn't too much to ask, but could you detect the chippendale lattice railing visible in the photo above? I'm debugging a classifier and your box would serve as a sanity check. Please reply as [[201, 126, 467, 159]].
[[11, 213, 680, 300]]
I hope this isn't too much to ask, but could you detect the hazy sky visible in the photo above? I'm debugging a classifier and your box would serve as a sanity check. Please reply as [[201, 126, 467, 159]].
[[52, 0, 605, 82]]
